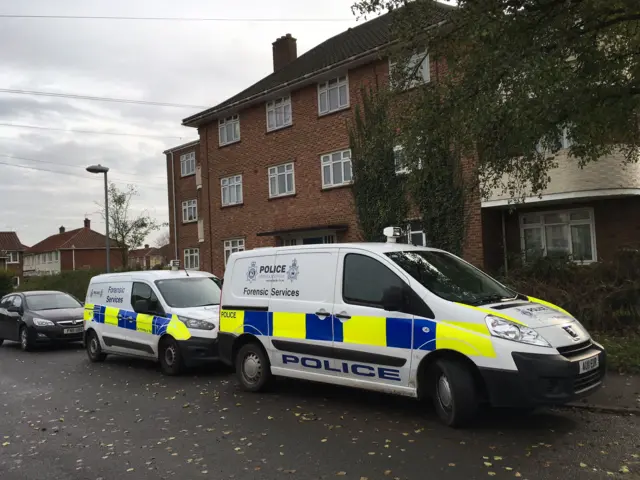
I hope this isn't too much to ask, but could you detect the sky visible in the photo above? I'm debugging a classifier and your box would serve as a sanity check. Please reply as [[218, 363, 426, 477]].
[[0, 0, 363, 247]]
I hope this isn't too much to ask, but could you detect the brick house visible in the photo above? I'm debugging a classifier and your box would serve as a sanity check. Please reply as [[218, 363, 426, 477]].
[[128, 244, 168, 270], [167, 4, 639, 276], [0, 232, 28, 286], [23, 219, 123, 275]]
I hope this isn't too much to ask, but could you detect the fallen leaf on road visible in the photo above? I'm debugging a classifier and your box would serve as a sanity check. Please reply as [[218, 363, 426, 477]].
[[127, 468, 134, 472], [620, 466, 630, 474], [2, 442, 9, 447], [580, 463, 588, 468], [384, 470, 391, 475], [368, 452, 375, 456], [484, 462, 492, 467], [321, 439, 328, 443], [515, 473, 522, 478], [505, 467, 513, 471], [494, 456, 503, 461], [336, 472, 347, 476], [488, 472, 496, 477], [448, 463, 456, 467]]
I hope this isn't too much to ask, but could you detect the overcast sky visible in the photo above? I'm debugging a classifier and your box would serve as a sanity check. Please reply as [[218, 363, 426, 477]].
[[0, 0, 362, 247]]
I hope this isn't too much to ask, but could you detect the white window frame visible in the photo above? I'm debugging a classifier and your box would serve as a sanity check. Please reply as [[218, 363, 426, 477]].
[[321, 149, 353, 188], [519, 207, 597, 263], [53, 251, 58, 262], [318, 75, 349, 115], [394, 145, 410, 175], [389, 52, 431, 90], [6, 251, 18, 264], [219, 114, 241, 146], [224, 238, 245, 265], [221, 175, 243, 207], [182, 199, 198, 223], [184, 248, 200, 270], [266, 96, 292, 132], [180, 152, 196, 177], [268, 162, 295, 198]]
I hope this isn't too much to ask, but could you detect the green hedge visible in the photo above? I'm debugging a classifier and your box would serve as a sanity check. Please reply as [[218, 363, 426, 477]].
[[0, 271, 15, 298], [18, 270, 103, 300], [499, 251, 640, 334]]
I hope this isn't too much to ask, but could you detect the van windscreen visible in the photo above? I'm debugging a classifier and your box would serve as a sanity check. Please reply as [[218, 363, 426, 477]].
[[154, 277, 221, 308], [385, 250, 516, 306]]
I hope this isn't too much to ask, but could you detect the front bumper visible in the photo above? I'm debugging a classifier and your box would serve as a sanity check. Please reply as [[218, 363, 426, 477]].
[[177, 337, 219, 367], [480, 341, 606, 408], [30, 325, 84, 343]]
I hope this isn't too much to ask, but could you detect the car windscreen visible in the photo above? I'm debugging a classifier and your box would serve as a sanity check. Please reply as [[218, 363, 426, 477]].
[[154, 277, 221, 308], [385, 250, 516, 305], [26, 293, 82, 311]]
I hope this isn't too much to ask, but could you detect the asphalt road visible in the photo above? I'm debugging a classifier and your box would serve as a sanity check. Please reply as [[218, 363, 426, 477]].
[[1, 342, 639, 480]]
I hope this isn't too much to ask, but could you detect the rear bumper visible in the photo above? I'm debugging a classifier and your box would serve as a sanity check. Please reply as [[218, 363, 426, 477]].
[[30, 325, 84, 343], [177, 337, 219, 367], [480, 343, 606, 408]]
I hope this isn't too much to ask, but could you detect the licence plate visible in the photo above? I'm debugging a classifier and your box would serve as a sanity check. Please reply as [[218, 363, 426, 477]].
[[64, 327, 83, 334], [579, 354, 600, 374]]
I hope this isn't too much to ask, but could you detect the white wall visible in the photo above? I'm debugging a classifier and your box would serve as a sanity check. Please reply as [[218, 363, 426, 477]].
[[24, 251, 61, 275]]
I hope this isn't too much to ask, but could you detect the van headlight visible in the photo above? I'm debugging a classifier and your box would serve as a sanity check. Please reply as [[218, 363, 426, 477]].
[[485, 315, 550, 347], [178, 316, 215, 330]]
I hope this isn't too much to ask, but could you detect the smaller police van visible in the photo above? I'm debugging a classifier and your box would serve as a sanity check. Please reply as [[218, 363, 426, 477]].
[[83, 263, 221, 375], [218, 227, 606, 427]]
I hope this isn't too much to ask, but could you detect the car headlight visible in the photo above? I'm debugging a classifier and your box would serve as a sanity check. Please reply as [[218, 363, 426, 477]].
[[33, 318, 54, 327], [178, 316, 215, 330], [485, 315, 550, 347]]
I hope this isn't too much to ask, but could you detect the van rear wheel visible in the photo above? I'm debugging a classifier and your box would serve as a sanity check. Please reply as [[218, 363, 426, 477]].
[[430, 358, 478, 428], [235, 342, 272, 392], [159, 337, 184, 376]]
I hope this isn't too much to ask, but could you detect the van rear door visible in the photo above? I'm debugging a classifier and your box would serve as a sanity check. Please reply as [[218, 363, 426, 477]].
[[268, 248, 339, 378]]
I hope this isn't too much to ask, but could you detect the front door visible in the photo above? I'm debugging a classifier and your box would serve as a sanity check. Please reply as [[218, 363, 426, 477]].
[[330, 249, 415, 393], [128, 282, 163, 357], [268, 248, 340, 379]]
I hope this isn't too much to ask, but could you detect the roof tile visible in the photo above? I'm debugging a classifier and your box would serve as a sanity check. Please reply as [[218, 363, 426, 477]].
[[0, 232, 26, 252], [26, 227, 119, 254]]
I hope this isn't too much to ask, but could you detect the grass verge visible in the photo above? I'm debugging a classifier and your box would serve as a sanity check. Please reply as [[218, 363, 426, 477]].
[[594, 333, 640, 374]]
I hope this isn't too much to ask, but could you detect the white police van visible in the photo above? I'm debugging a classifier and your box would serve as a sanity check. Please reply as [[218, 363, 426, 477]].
[[83, 263, 221, 375], [218, 227, 606, 427]]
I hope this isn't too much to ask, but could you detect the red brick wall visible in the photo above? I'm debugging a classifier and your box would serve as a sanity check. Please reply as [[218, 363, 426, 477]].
[[195, 57, 484, 276], [166, 143, 201, 268], [484, 196, 640, 270], [60, 249, 123, 271]]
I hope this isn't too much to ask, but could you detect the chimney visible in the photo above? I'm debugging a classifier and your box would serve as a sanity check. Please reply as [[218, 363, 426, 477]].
[[84, 218, 90, 229], [272, 33, 297, 72], [59, 226, 65, 234], [144, 244, 149, 249]]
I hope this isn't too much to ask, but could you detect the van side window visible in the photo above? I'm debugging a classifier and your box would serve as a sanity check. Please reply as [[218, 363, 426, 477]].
[[343, 253, 434, 318], [131, 282, 161, 314]]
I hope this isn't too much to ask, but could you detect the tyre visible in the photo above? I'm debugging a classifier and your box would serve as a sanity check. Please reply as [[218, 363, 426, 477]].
[[430, 358, 478, 428], [159, 337, 184, 376], [0, 338, 4, 347], [19, 326, 34, 352], [86, 330, 107, 362], [235, 342, 273, 392]]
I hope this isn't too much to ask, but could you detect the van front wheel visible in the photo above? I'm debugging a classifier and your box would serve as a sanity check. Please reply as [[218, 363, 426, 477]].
[[159, 337, 184, 376], [431, 359, 478, 428], [235, 342, 272, 392]]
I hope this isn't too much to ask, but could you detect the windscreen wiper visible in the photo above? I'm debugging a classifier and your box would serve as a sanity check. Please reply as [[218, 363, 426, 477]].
[[468, 294, 517, 306]]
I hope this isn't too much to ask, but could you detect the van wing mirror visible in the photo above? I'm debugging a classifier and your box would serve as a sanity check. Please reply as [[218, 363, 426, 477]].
[[134, 299, 151, 314], [381, 286, 404, 312]]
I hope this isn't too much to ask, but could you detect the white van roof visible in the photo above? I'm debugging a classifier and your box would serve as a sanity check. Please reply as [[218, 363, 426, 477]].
[[235, 242, 445, 258], [89, 270, 218, 284]]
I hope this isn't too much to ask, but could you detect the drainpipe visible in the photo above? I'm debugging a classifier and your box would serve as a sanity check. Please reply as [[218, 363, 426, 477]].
[[501, 210, 508, 276], [72, 245, 76, 271], [170, 151, 178, 260]]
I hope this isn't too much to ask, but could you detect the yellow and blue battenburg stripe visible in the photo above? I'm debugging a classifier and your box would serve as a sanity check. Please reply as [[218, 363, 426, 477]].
[[220, 309, 496, 358], [84, 303, 191, 340]]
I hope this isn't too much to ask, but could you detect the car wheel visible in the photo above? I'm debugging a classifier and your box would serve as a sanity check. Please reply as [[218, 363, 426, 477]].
[[159, 337, 184, 376], [430, 358, 478, 428], [235, 342, 273, 393], [19, 326, 33, 352], [0, 338, 4, 347], [86, 331, 107, 362]]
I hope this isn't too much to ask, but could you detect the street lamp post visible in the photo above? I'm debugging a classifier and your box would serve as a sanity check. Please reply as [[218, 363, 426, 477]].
[[86, 164, 111, 273]]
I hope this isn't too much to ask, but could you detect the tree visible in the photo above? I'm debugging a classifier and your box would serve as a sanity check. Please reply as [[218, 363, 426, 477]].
[[155, 229, 171, 248], [348, 84, 409, 241], [96, 183, 164, 266], [352, 0, 640, 200]]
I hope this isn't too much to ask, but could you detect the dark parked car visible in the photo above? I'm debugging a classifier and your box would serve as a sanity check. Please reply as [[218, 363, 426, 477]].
[[0, 290, 85, 351]]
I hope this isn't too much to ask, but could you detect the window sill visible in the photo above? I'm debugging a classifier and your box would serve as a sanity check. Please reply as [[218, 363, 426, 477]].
[[318, 105, 350, 118], [266, 123, 293, 134], [268, 193, 296, 201], [219, 139, 241, 148], [321, 183, 353, 192], [182, 220, 198, 225], [221, 202, 244, 209], [180, 173, 196, 178]]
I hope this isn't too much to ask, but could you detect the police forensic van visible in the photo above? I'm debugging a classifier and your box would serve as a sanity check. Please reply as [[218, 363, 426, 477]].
[[218, 227, 606, 427], [83, 266, 221, 375]]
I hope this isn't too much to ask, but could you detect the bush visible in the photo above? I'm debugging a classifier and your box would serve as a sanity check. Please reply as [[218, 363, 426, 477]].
[[18, 269, 104, 300], [499, 251, 640, 334], [0, 271, 15, 298]]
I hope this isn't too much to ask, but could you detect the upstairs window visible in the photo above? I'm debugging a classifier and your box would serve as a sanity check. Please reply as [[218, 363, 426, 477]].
[[268, 162, 295, 197], [221, 175, 243, 206], [318, 76, 349, 115], [321, 149, 352, 188], [6, 251, 18, 263], [219, 115, 240, 146], [389, 52, 430, 90], [182, 199, 198, 223], [266, 96, 292, 131], [180, 151, 196, 176]]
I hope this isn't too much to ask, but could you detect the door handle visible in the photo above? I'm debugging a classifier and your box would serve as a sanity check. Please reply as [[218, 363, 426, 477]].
[[335, 312, 351, 321], [315, 309, 330, 318]]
